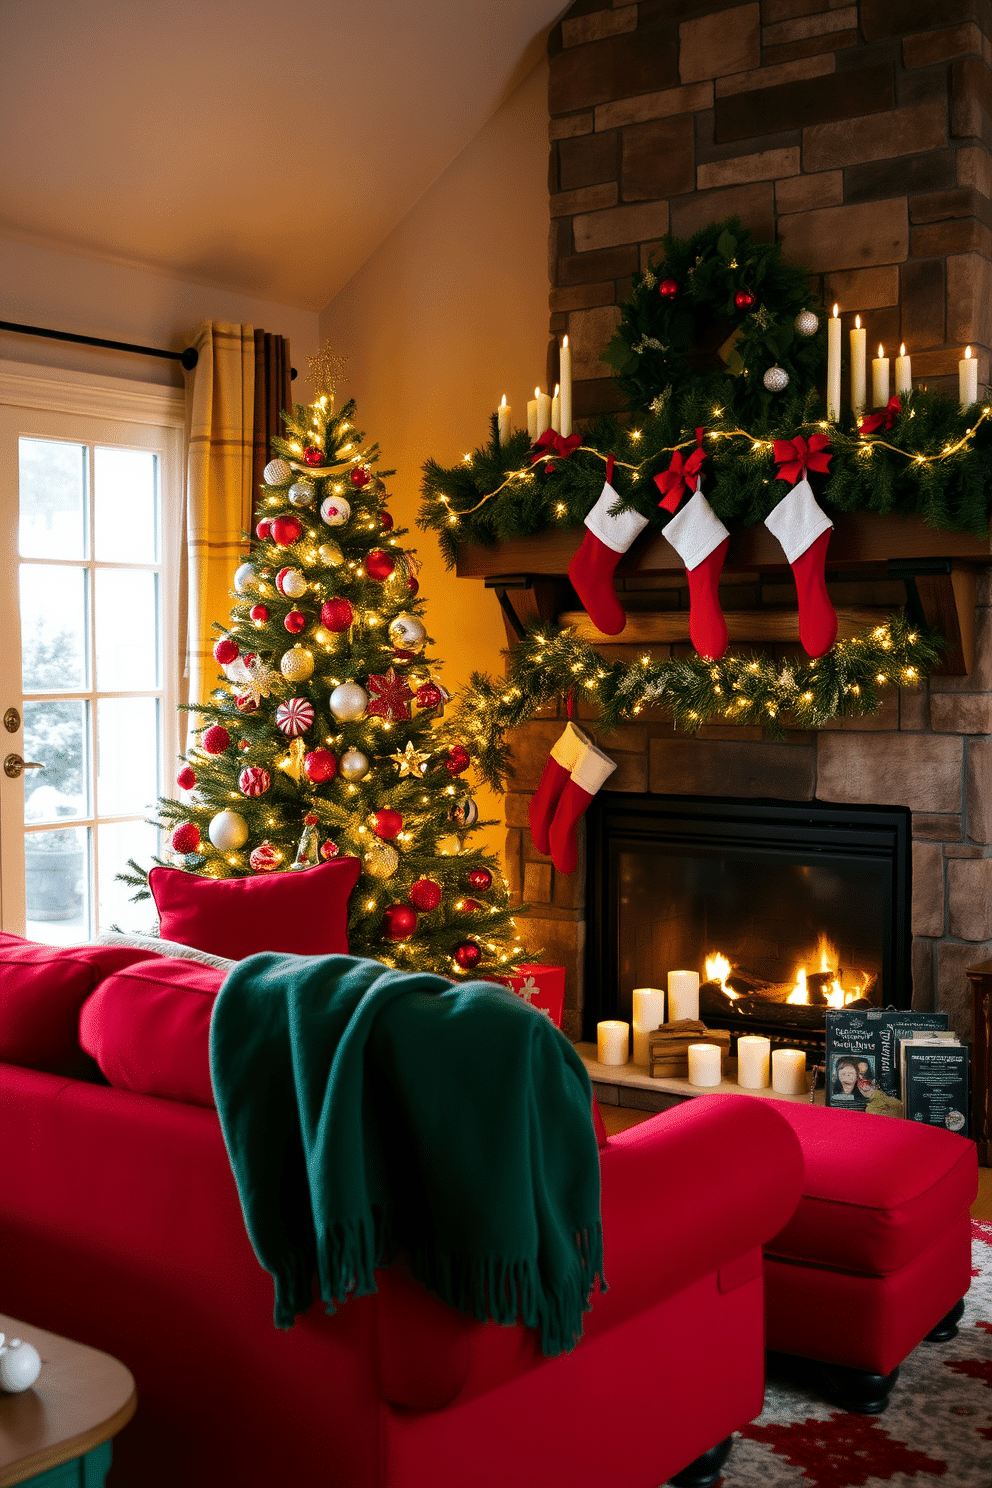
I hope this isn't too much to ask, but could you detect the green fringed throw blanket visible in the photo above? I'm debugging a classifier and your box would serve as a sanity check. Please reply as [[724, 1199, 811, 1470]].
[[209, 954, 605, 1357]]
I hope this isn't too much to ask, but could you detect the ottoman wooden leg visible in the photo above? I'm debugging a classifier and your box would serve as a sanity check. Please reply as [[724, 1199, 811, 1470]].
[[818, 1363, 900, 1414], [667, 1436, 734, 1487], [925, 1298, 966, 1342]]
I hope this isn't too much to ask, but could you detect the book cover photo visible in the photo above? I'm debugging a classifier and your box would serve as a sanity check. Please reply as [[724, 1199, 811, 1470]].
[[903, 1044, 970, 1136]]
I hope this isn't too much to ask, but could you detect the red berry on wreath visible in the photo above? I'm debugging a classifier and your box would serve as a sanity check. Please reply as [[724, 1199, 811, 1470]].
[[176, 765, 196, 791], [304, 748, 337, 783], [213, 637, 239, 665], [445, 744, 471, 776], [320, 840, 339, 860], [734, 289, 756, 311], [380, 510, 393, 530], [454, 940, 481, 971], [171, 822, 200, 854], [366, 549, 396, 581], [320, 597, 353, 632], [350, 465, 372, 488], [303, 446, 324, 466], [409, 877, 442, 912], [284, 609, 306, 634], [373, 808, 403, 840], [255, 518, 272, 541], [468, 868, 493, 892], [250, 604, 269, 623], [202, 725, 230, 754], [659, 278, 679, 299], [460, 898, 481, 914], [271, 514, 302, 547], [383, 902, 417, 940]]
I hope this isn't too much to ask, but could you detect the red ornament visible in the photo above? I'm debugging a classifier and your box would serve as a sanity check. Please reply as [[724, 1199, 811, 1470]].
[[659, 278, 679, 299], [304, 748, 337, 783], [460, 898, 481, 914], [255, 518, 273, 541], [454, 940, 481, 971], [373, 808, 403, 840], [416, 681, 443, 710], [249, 841, 282, 873], [271, 515, 302, 547], [391, 649, 416, 665], [249, 604, 269, 623], [350, 465, 372, 488], [320, 597, 353, 632], [409, 877, 442, 912], [407, 576, 419, 597], [302, 446, 324, 466], [238, 739, 251, 752], [383, 902, 418, 940], [366, 667, 413, 722], [235, 693, 259, 714], [320, 840, 340, 860], [380, 511, 394, 530], [213, 637, 239, 665], [239, 766, 271, 797], [176, 765, 196, 791], [275, 697, 314, 736], [734, 289, 756, 311], [445, 744, 471, 776], [284, 609, 306, 634], [242, 653, 257, 668], [202, 725, 230, 755], [366, 549, 396, 581], [171, 822, 200, 854], [468, 868, 493, 892]]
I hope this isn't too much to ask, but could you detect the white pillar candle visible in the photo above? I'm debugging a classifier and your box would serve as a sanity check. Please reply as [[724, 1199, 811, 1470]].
[[631, 987, 666, 1066], [688, 1043, 722, 1087], [597, 1020, 629, 1066], [497, 395, 511, 446], [871, 344, 889, 409], [559, 335, 573, 438], [737, 1035, 771, 1089], [667, 970, 700, 1022], [535, 387, 552, 438], [526, 393, 538, 442], [772, 1048, 807, 1096], [895, 343, 912, 397], [827, 303, 842, 422], [551, 383, 561, 434], [960, 345, 979, 409], [850, 315, 867, 415]]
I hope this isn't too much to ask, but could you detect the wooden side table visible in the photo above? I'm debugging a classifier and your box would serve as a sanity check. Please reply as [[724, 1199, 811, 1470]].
[[0, 1315, 135, 1488], [966, 961, 992, 1167]]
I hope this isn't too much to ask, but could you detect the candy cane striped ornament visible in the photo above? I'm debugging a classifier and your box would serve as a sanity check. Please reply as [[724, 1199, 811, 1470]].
[[238, 766, 271, 797], [275, 697, 315, 736]]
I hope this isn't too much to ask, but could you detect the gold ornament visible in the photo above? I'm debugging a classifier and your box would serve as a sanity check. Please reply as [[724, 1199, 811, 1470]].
[[390, 740, 430, 778], [438, 835, 462, 856], [364, 842, 399, 879], [307, 344, 348, 404], [277, 738, 307, 783], [318, 541, 344, 567], [340, 747, 371, 781], [280, 645, 314, 683]]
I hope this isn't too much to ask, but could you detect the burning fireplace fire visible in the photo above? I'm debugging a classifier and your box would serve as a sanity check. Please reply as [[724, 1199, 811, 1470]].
[[703, 935, 877, 1015]]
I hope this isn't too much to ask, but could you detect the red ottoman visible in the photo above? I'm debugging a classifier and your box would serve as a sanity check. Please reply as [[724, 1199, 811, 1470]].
[[762, 1100, 978, 1413]]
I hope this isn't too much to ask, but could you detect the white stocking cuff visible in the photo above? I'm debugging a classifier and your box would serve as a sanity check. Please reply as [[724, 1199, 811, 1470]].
[[549, 721, 591, 772], [764, 478, 833, 565], [584, 481, 649, 555], [664, 490, 730, 572], [570, 743, 617, 797]]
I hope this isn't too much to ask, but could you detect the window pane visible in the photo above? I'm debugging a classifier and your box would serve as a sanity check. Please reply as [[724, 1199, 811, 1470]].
[[25, 825, 90, 945], [18, 438, 87, 560], [98, 820, 159, 934], [21, 565, 88, 692], [98, 697, 159, 815], [95, 447, 158, 563], [23, 699, 88, 823], [95, 569, 158, 690]]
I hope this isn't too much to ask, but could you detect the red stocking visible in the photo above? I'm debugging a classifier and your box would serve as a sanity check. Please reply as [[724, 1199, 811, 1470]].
[[568, 478, 648, 636], [528, 721, 590, 856], [660, 487, 731, 661], [764, 478, 837, 658], [549, 743, 616, 875]]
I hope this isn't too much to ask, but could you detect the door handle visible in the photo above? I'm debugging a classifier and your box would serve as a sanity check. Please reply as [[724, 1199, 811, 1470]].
[[4, 755, 45, 779]]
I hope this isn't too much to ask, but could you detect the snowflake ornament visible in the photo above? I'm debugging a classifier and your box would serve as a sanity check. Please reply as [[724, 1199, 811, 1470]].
[[238, 658, 278, 708], [366, 667, 413, 722]]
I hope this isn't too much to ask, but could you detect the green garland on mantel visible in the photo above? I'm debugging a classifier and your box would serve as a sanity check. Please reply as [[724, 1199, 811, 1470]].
[[456, 616, 944, 792]]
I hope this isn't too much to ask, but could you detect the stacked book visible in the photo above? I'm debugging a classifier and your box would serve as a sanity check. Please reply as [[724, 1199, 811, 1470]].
[[825, 1007, 970, 1134], [648, 1020, 731, 1080]]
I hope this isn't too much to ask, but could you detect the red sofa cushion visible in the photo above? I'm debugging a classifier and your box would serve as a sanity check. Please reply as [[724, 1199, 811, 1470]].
[[79, 958, 225, 1107], [148, 857, 361, 960], [764, 1099, 978, 1276], [0, 933, 159, 1075]]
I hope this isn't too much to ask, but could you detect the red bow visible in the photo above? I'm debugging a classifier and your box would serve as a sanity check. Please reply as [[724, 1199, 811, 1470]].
[[773, 432, 832, 485], [859, 396, 902, 435], [530, 429, 581, 467], [655, 434, 706, 512]]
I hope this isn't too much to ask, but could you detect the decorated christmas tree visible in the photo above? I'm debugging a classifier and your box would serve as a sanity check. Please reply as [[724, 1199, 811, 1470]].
[[128, 356, 523, 978]]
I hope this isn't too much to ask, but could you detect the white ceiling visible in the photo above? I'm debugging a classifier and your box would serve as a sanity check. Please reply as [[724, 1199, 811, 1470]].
[[1, 0, 559, 311]]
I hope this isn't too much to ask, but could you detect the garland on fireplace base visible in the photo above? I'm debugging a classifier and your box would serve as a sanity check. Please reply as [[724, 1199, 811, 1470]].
[[455, 616, 943, 791]]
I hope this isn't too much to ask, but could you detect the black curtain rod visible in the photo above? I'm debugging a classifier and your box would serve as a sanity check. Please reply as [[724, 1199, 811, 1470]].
[[0, 320, 297, 378]]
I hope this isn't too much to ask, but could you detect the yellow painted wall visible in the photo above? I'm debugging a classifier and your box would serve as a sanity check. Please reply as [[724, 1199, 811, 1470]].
[[319, 58, 550, 860]]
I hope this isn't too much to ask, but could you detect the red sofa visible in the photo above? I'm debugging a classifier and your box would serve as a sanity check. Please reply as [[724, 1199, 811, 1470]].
[[0, 939, 806, 1488]]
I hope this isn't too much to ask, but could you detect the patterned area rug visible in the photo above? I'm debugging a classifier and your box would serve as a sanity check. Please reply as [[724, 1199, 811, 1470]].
[[721, 1220, 992, 1487]]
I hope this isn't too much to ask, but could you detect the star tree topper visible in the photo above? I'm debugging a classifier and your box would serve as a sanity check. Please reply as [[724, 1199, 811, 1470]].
[[390, 740, 430, 777], [307, 344, 348, 405], [367, 667, 413, 721]]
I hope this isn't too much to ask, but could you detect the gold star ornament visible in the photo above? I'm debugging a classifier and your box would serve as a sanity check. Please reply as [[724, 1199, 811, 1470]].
[[307, 344, 348, 404], [390, 740, 430, 778]]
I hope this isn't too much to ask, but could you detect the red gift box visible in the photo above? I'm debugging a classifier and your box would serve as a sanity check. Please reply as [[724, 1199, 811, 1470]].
[[500, 964, 566, 1029]]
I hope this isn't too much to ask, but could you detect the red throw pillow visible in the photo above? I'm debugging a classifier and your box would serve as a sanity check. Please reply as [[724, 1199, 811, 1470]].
[[79, 958, 226, 1108], [148, 857, 361, 961], [0, 933, 161, 1075]]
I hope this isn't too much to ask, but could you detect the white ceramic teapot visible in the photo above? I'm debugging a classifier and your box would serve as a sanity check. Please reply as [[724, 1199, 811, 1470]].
[[0, 1332, 42, 1392]]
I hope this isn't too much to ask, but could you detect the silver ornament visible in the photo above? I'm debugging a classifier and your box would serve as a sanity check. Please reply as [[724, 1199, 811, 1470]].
[[288, 480, 315, 507], [340, 747, 371, 781], [0, 1335, 42, 1393], [329, 681, 369, 721], [276, 566, 307, 598], [387, 612, 427, 652], [208, 810, 249, 850], [449, 796, 478, 829], [763, 365, 790, 393], [795, 310, 819, 337], [263, 458, 292, 486], [280, 645, 315, 683], [364, 842, 399, 879], [320, 495, 351, 527], [233, 562, 257, 594], [319, 541, 344, 567]]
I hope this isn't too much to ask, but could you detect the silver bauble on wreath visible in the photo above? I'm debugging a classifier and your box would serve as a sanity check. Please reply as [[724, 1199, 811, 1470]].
[[208, 810, 249, 850], [329, 681, 369, 721], [387, 612, 427, 652], [364, 842, 399, 879], [233, 562, 257, 594], [795, 310, 819, 337], [288, 480, 315, 507], [763, 365, 790, 393], [263, 458, 292, 485], [280, 645, 315, 683], [319, 541, 344, 567], [340, 747, 371, 781]]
